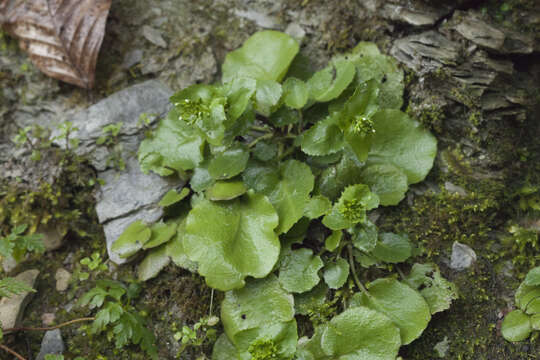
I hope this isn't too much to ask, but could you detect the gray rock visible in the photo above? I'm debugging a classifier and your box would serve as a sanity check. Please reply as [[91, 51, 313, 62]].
[[142, 25, 168, 48], [450, 242, 477, 270], [163, 49, 216, 90], [51, 80, 172, 171], [381, 2, 453, 27], [285, 23, 306, 44], [0, 269, 39, 329], [122, 49, 144, 69], [448, 11, 534, 54], [444, 182, 467, 196], [36, 329, 64, 360], [234, 9, 280, 29], [38, 224, 65, 251], [391, 31, 460, 74], [96, 158, 176, 224], [55, 268, 72, 292]]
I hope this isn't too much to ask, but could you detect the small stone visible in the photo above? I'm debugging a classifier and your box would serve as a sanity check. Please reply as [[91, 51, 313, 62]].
[[142, 25, 168, 48], [285, 23, 306, 44], [55, 268, 72, 292], [122, 49, 144, 69], [41, 313, 56, 326], [36, 329, 65, 360], [0, 269, 40, 329], [434, 336, 449, 358], [38, 224, 65, 251], [450, 241, 477, 270], [444, 181, 467, 196], [2, 255, 18, 273], [234, 9, 280, 29]]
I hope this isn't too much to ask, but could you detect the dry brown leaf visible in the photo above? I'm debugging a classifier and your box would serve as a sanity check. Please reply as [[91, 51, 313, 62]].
[[1, 0, 112, 89]]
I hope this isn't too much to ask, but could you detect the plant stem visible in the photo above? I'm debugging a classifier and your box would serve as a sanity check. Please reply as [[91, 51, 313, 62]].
[[248, 133, 273, 148], [4, 317, 95, 334], [250, 125, 272, 133], [209, 289, 214, 317], [396, 265, 406, 280], [347, 244, 370, 296], [0, 344, 27, 360]]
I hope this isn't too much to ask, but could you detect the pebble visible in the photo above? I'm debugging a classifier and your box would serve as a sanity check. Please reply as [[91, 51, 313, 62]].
[[450, 241, 477, 270], [36, 329, 65, 360], [55, 268, 72, 292]]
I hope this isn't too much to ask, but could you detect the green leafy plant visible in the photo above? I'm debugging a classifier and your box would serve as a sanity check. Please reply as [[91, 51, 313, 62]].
[[0, 224, 44, 262], [502, 266, 540, 342], [78, 280, 158, 359], [173, 315, 219, 356], [78, 252, 108, 281], [112, 30, 454, 358]]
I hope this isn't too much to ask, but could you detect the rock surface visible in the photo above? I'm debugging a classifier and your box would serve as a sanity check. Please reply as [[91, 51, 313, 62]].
[[50, 80, 179, 264], [51, 80, 172, 171], [450, 242, 477, 270], [0, 269, 39, 329], [36, 329, 65, 360]]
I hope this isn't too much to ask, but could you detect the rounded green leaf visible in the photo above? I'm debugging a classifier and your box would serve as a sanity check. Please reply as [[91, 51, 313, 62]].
[[283, 77, 309, 109], [208, 145, 249, 180], [307, 58, 356, 102], [223, 77, 257, 122], [319, 307, 401, 360], [111, 220, 151, 259], [316, 151, 364, 201], [206, 180, 247, 201], [352, 220, 378, 252], [253, 141, 278, 162], [143, 221, 178, 249], [368, 109, 437, 184], [245, 160, 314, 234], [190, 161, 214, 193], [531, 314, 540, 330], [323, 258, 349, 289], [360, 163, 408, 206], [166, 217, 197, 273], [299, 115, 345, 156], [184, 191, 279, 291], [269, 106, 300, 127], [304, 195, 332, 219], [138, 245, 170, 281], [524, 266, 540, 287], [371, 232, 412, 263], [158, 188, 190, 207], [138, 110, 204, 176], [354, 278, 431, 345], [279, 248, 323, 293], [222, 31, 299, 83], [501, 310, 532, 342], [221, 275, 295, 343], [405, 263, 458, 315], [325, 230, 342, 252], [255, 80, 282, 116], [212, 334, 239, 360], [515, 282, 540, 315]]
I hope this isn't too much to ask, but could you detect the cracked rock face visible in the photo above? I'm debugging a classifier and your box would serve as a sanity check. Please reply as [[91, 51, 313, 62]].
[[52, 80, 181, 264], [51, 80, 172, 171]]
